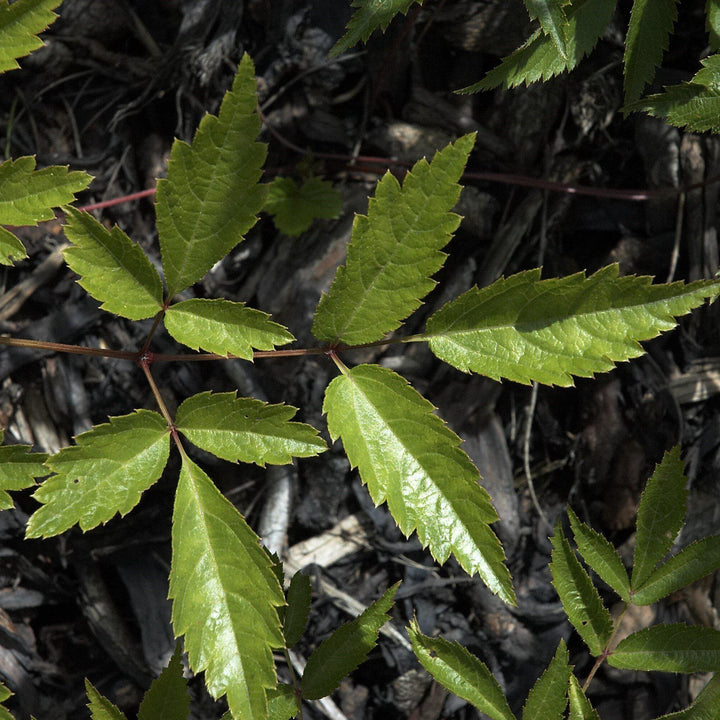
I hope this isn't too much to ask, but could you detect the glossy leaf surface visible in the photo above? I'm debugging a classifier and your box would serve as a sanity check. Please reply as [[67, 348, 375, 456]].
[[165, 298, 293, 359], [324, 364, 514, 604], [0, 0, 62, 73], [550, 523, 612, 656], [523, 0, 568, 57], [265, 176, 342, 236], [137, 644, 189, 720], [423, 266, 720, 386], [522, 639, 570, 720], [632, 447, 687, 590], [609, 625, 720, 672], [312, 134, 474, 345], [568, 507, 630, 602], [408, 620, 514, 720], [63, 208, 163, 320], [568, 675, 600, 720], [157, 54, 266, 297], [330, 0, 422, 57], [176, 392, 326, 467], [26, 410, 169, 538], [301, 584, 398, 700]]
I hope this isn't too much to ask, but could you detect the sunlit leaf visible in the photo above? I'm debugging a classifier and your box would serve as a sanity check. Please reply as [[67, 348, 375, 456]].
[[312, 134, 474, 346], [63, 207, 163, 320], [0, 226, 27, 265], [26, 410, 170, 538], [408, 620, 514, 720], [330, 0, 423, 57], [0, 433, 48, 509], [568, 675, 600, 720], [522, 639, 570, 720], [550, 523, 612, 656], [265, 176, 342, 236], [609, 625, 720, 673], [137, 644, 189, 720], [85, 680, 127, 720], [301, 584, 398, 700], [267, 684, 300, 720], [323, 363, 514, 604], [176, 392, 326, 467], [157, 54, 266, 297], [0, 0, 62, 73], [170, 455, 284, 720], [632, 447, 687, 591], [164, 298, 293, 359], [523, 0, 569, 58], [422, 266, 720, 387]]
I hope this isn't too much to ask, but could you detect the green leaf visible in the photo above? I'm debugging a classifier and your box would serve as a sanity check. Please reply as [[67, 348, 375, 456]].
[[62, 207, 163, 320], [164, 298, 293, 360], [323, 364, 515, 605], [463, 0, 617, 92], [301, 583, 398, 700], [312, 134, 474, 346], [523, 0, 569, 58], [422, 266, 720, 387], [632, 447, 687, 590], [708, 0, 720, 52], [329, 0, 423, 57], [170, 455, 284, 720], [137, 643, 189, 720], [567, 507, 630, 602], [0, 0, 62, 73], [609, 625, 720, 673], [631, 535, 720, 606], [0, 683, 10, 703], [623, 0, 678, 104], [85, 680, 128, 720], [625, 54, 720, 132], [156, 54, 267, 297], [26, 410, 170, 538], [265, 176, 342, 236], [175, 392, 326, 467], [284, 571, 311, 649], [657, 672, 720, 719], [267, 684, 301, 720], [0, 439, 48, 510], [408, 620, 514, 720], [568, 675, 601, 720], [0, 226, 27, 265], [550, 522, 612, 656], [0, 157, 91, 225], [522, 639, 570, 720]]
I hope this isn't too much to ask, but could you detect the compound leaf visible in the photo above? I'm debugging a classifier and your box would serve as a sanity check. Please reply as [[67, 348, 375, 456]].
[[26, 410, 170, 538], [408, 620, 514, 720], [137, 644, 189, 720], [0, 0, 62, 73], [323, 364, 514, 605], [623, 0, 678, 104], [170, 455, 285, 720], [85, 680, 127, 720], [708, 0, 720, 52], [301, 583, 398, 700], [632, 447, 687, 590], [165, 298, 293, 360], [267, 684, 300, 720], [422, 266, 720, 387], [523, 0, 569, 58], [625, 54, 720, 132], [657, 673, 720, 719], [609, 625, 720, 673], [284, 571, 311, 649], [265, 176, 342, 236], [176, 392, 326, 467], [631, 535, 720, 606], [0, 436, 48, 510], [62, 207, 163, 320], [522, 639, 570, 720], [550, 522, 612, 656], [0, 226, 27, 265], [330, 0, 423, 57], [464, 0, 617, 92], [567, 507, 630, 602], [157, 54, 266, 297], [312, 134, 474, 346], [568, 675, 600, 720], [0, 684, 9, 702]]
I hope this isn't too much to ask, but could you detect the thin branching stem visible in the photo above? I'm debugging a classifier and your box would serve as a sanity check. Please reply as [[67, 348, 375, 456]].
[[583, 602, 628, 692]]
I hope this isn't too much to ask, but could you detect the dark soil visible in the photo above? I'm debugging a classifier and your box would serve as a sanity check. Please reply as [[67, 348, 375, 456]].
[[1, 1, 720, 719]]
